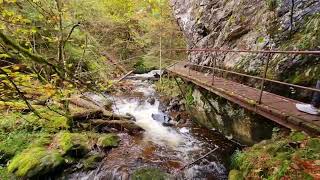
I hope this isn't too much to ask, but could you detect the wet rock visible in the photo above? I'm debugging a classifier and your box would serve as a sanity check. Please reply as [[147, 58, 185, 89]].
[[8, 147, 65, 178], [167, 97, 184, 112], [126, 113, 136, 121], [152, 113, 171, 123], [131, 168, 170, 180], [97, 133, 120, 148], [147, 97, 156, 105], [162, 121, 178, 127]]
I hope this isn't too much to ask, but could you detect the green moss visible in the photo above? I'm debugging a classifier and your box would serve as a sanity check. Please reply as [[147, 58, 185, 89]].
[[230, 131, 320, 179], [97, 133, 120, 148], [0, 109, 70, 133], [132, 168, 169, 180], [0, 131, 50, 165], [7, 147, 65, 178], [0, 166, 14, 180], [55, 132, 89, 157], [228, 169, 243, 180], [82, 154, 104, 170]]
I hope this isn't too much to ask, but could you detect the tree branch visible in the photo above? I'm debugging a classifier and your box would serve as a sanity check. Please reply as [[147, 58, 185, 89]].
[[63, 22, 81, 48], [0, 68, 41, 118], [0, 31, 64, 77]]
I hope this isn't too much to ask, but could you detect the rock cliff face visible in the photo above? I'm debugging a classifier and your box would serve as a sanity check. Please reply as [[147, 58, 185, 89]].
[[171, 0, 320, 85], [170, 0, 320, 144]]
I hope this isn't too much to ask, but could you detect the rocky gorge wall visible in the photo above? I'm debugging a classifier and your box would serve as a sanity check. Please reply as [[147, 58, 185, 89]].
[[170, 0, 320, 86], [186, 85, 275, 145], [170, 0, 320, 143]]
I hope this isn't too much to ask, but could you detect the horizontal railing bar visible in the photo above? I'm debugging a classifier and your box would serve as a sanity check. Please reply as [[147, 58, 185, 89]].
[[168, 48, 320, 55], [188, 62, 320, 93]]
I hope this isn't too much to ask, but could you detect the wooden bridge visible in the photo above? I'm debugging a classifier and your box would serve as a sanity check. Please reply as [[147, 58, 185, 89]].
[[165, 49, 320, 135]]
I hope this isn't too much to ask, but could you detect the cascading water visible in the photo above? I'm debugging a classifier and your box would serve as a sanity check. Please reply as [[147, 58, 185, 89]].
[[66, 72, 239, 180]]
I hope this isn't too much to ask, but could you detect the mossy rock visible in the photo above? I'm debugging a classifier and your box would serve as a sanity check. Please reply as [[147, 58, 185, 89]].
[[132, 168, 169, 180], [290, 132, 306, 142], [97, 134, 120, 148], [82, 153, 104, 170], [228, 169, 243, 180], [0, 131, 51, 165], [7, 147, 65, 178], [55, 132, 89, 157]]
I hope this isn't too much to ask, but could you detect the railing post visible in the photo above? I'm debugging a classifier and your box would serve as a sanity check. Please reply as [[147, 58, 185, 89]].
[[258, 53, 272, 104], [212, 52, 217, 85]]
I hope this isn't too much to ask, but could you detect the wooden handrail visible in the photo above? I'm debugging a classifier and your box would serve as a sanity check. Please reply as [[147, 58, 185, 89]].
[[168, 48, 320, 55]]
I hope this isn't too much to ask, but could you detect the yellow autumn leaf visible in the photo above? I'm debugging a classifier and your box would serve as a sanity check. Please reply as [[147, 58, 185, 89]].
[[12, 66, 20, 71]]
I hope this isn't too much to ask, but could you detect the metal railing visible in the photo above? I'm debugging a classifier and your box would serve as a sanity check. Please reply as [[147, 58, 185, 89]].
[[167, 48, 320, 104]]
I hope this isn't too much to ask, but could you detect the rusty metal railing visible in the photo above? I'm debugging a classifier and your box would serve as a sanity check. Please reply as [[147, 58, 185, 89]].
[[167, 48, 320, 104]]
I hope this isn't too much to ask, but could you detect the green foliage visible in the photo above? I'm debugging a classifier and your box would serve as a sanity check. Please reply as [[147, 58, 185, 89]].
[[133, 59, 149, 74], [97, 133, 120, 148], [155, 77, 181, 97], [0, 166, 15, 180], [186, 85, 195, 106], [228, 169, 244, 180], [132, 168, 169, 180], [230, 131, 320, 179], [0, 109, 69, 133], [297, 13, 320, 50], [266, 0, 279, 11]]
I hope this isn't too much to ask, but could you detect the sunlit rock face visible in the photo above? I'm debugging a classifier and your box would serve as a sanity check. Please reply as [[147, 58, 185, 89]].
[[171, 0, 320, 84]]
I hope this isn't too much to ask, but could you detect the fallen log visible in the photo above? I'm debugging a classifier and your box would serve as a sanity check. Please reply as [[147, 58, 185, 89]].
[[69, 96, 132, 120], [89, 119, 144, 135], [71, 109, 104, 121], [126, 76, 159, 81], [117, 70, 134, 82]]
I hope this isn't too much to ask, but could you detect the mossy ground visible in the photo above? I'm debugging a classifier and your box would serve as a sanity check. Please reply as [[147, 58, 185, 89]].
[[0, 104, 119, 179], [132, 167, 170, 180], [230, 131, 320, 179]]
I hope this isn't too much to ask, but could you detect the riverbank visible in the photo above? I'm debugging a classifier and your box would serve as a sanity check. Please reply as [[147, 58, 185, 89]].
[[229, 131, 320, 179], [1, 72, 241, 179]]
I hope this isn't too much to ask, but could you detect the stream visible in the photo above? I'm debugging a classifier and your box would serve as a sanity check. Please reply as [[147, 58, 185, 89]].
[[67, 71, 239, 180]]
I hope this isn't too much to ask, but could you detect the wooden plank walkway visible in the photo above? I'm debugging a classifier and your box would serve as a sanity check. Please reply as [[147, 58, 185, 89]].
[[167, 62, 320, 135]]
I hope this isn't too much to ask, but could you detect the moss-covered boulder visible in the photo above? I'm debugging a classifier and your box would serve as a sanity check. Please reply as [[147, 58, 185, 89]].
[[55, 132, 89, 157], [132, 168, 169, 180], [82, 153, 104, 170], [7, 147, 65, 178], [97, 133, 120, 148]]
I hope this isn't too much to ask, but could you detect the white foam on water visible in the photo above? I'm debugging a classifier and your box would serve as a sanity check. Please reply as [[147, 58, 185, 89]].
[[113, 98, 184, 148]]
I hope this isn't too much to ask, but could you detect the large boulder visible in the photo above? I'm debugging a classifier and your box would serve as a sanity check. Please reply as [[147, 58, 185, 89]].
[[7, 147, 65, 178]]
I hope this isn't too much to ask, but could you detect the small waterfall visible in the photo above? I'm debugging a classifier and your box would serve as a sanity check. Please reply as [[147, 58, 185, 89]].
[[64, 72, 239, 180]]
